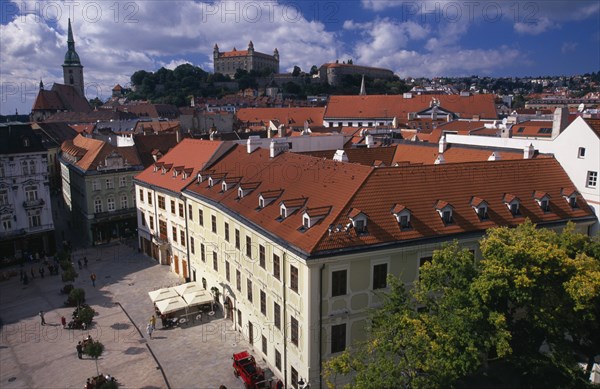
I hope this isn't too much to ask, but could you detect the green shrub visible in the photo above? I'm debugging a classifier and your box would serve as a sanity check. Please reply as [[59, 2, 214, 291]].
[[62, 267, 78, 282], [67, 288, 85, 306]]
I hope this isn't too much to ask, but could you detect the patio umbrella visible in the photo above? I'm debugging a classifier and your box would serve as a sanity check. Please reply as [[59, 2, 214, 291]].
[[182, 290, 214, 307], [155, 296, 188, 315], [148, 287, 178, 303], [173, 281, 204, 296]]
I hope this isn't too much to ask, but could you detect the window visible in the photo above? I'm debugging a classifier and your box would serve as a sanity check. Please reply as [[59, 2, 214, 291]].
[[275, 349, 281, 371], [236, 269, 241, 292], [290, 265, 298, 293], [260, 290, 266, 315], [159, 220, 168, 238], [235, 229, 240, 249], [578, 147, 586, 158], [373, 263, 387, 289], [587, 171, 598, 188], [259, 245, 265, 268], [0, 190, 8, 206], [198, 209, 203, 226], [224, 222, 229, 242], [93, 180, 100, 191], [28, 209, 41, 228], [399, 214, 410, 229], [0, 163, 4, 177], [260, 335, 267, 357], [25, 186, 38, 201], [540, 199, 550, 212], [106, 196, 116, 212], [172, 226, 177, 242], [178, 203, 184, 218], [211, 215, 217, 233], [273, 254, 280, 280], [188, 205, 193, 221], [246, 236, 252, 258], [119, 176, 126, 187], [201, 244, 206, 262], [121, 194, 128, 209], [141, 211, 146, 226], [331, 270, 347, 297], [2, 218, 12, 230], [170, 200, 176, 214], [477, 206, 488, 220], [331, 323, 347, 353], [213, 251, 218, 271], [149, 215, 154, 230], [94, 198, 102, 213], [21, 161, 27, 175], [291, 316, 299, 346], [139, 189, 144, 202], [105, 178, 113, 189], [148, 191, 152, 205], [291, 367, 298, 389], [190, 237, 195, 254], [180, 230, 186, 246], [274, 302, 281, 330], [247, 278, 253, 302], [510, 202, 520, 216], [158, 195, 165, 210], [442, 210, 453, 224], [225, 260, 230, 281]]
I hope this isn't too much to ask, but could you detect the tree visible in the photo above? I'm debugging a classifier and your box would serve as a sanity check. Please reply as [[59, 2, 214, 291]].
[[324, 221, 599, 388], [292, 66, 301, 77], [309, 65, 318, 76], [85, 340, 105, 376]]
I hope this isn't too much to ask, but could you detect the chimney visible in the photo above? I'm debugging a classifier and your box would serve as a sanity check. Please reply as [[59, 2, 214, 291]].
[[438, 135, 447, 153], [488, 151, 501, 161], [365, 134, 374, 148], [333, 149, 349, 162], [269, 139, 289, 158], [552, 107, 568, 139], [434, 154, 445, 164], [278, 125, 285, 138], [247, 135, 261, 154], [523, 143, 535, 159]]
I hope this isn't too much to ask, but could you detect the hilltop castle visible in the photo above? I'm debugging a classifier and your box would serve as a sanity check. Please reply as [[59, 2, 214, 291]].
[[213, 41, 279, 78]]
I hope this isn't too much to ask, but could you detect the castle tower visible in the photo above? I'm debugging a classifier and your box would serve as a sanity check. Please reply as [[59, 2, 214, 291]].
[[213, 43, 220, 59], [248, 40, 254, 54], [62, 18, 85, 96], [273, 48, 279, 62]]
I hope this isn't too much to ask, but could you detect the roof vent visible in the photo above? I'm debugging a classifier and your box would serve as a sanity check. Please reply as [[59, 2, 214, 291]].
[[333, 149, 348, 162]]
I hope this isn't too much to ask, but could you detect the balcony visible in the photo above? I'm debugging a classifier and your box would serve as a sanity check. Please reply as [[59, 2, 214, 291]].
[[23, 198, 45, 209]]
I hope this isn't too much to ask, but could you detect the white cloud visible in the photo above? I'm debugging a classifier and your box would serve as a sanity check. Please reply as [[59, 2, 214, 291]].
[[514, 17, 554, 35], [0, 0, 341, 114], [561, 42, 578, 54]]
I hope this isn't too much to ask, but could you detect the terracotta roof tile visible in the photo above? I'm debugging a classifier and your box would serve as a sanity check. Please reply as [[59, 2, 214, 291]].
[[61, 134, 142, 171], [135, 139, 231, 193], [532, 191, 550, 200], [512, 121, 553, 137], [584, 119, 600, 138], [236, 107, 325, 127]]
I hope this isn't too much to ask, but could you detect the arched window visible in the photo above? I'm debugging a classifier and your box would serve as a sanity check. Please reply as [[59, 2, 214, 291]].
[[107, 196, 115, 212]]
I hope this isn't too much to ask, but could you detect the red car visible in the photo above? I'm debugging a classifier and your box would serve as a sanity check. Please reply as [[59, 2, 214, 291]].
[[232, 351, 268, 389]]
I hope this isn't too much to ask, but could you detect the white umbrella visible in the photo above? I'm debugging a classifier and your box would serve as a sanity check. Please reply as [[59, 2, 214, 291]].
[[173, 281, 204, 296], [148, 287, 178, 303], [155, 296, 188, 315], [182, 290, 213, 307]]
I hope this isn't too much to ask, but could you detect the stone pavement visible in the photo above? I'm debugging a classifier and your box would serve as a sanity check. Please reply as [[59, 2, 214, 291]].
[[0, 243, 268, 389]]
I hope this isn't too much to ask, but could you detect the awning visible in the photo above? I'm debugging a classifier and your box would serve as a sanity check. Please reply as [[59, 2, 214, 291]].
[[155, 296, 188, 314], [173, 281, 204, 296], [148, 287, 178, 303], [182, 290, 214, 307]]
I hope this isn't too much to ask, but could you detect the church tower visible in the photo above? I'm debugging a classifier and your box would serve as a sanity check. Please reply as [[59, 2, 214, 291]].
[[62, 18, 85, 96]]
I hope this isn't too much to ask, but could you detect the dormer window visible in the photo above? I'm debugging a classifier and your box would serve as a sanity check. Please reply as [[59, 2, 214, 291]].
[[503, 194, 521, 216], [300, 206, 331, 230], [207, 173, 225, 188], [561, 188, 579, 209], [347, 208, 368, 233], [533, 191, 551, 212], [434, 200, 454, 225], [153, 162, 164, 172], [221, 181, 228, 192], [470, 197, 489, 220], [279, 197, 307, 220], [239, 182, 261, 199], [391, 204, 411, 229]]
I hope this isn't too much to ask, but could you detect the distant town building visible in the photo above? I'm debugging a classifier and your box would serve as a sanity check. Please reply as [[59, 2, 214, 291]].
[[213, 41, 279, 77], [318, 63, 394, 86], [0, 123, 55, 258]]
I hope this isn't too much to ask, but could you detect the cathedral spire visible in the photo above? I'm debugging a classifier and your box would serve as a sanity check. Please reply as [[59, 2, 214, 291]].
[[63, 18, 81, 66], [62, 18, 84, 96]]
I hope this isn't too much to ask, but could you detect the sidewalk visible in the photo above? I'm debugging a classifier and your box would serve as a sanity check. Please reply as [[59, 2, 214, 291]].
[[0, 243, 262, 389]]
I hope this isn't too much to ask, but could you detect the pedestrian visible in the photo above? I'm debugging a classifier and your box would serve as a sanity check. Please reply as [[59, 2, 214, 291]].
[[90, 273, 96, 287], [61, 316, 66, 328], [83, 256, 88, 268], [30, 267, 35, 279], [23, 273, 28, 285], [39, 310, 45, 326], [76, 341, 83, 359], [146, 323, 153, 339], [77, 259, 82, 270], [38, 266, 44, 279], [150, 314, 156, 330]]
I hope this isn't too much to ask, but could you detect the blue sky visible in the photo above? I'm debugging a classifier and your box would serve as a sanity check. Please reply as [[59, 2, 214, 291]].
[[1, 0, 599, 115]]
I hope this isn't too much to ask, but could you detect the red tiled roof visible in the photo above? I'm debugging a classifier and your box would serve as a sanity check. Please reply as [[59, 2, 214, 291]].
[[313, 158, 593, 253], [220, 49, 249, 57], [135, 139, 230, 193], [512, 121, 553, 137], [584, 119, 600, 138], [236, 107, 325, 127], [32, 90, 65, 111], [324, 94, 498, 120], [61, 134, 142, 171]]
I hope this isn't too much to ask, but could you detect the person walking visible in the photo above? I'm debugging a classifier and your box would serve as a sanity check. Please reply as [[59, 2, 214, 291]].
[[90, 273, 96, 287], [39, 311, 45, 326], [146, 323, 153, 339], [83, 256, 88, 268], [61, 316, 66, 328], [30, 267, 35, 279], [76, 342, 83, 359], [150, 315, 156, 330], [77, 259, 82, 270]]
